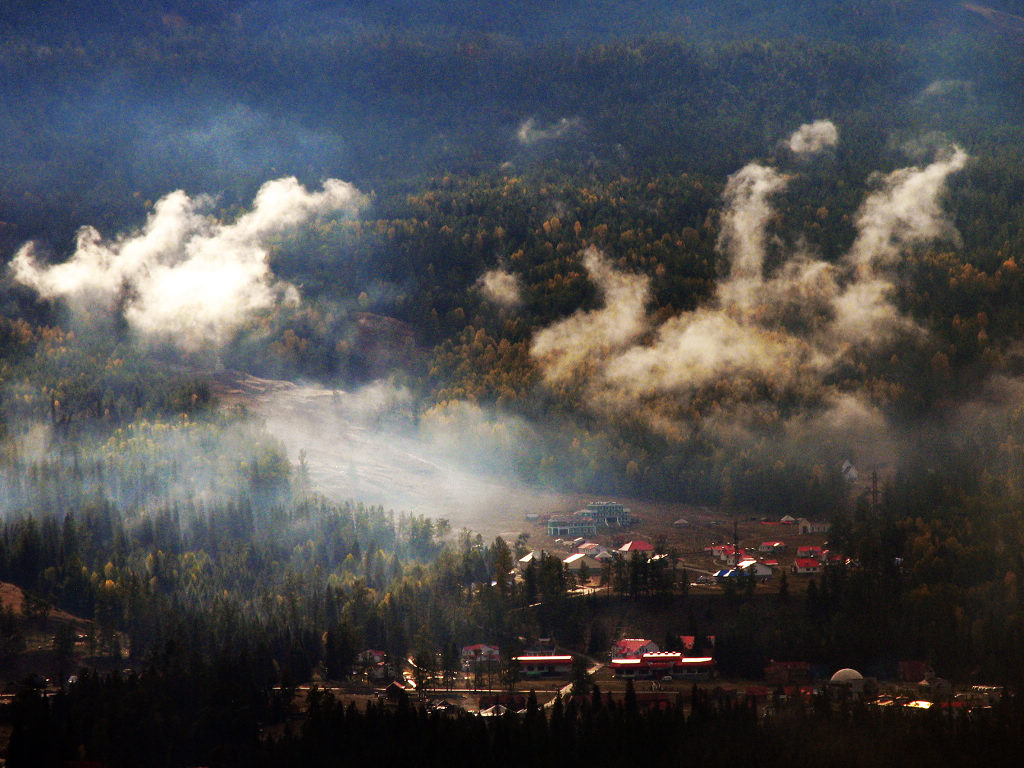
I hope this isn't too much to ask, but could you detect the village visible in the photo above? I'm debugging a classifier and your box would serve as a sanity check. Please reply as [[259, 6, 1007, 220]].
[[327, 637, 1002, 721], [315, 499, 1003, 721], [523, 500, 839, 594]]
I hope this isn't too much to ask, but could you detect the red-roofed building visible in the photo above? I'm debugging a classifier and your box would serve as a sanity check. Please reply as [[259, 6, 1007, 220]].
[[792, 558, 821, 575], [610, 653, 716, 681], [613, 638, 660, 658], [619, 540, 655, 553], [707, 544, 727, 560], [725, 549, 750, 566], [796, 546, 824, 561], [759, 541, 786, 553]]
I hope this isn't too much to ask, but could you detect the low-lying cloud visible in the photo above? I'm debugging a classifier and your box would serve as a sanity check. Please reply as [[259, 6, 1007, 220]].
[[920, 79, 974, 98], [531, 246, 651, 384], [477, 268, 522, 307], [10, 177, 364, 350], [252, 381, 575, 538], [528, 121, 967, 437], [516, 116, 582, 145], [786, 119, 839, 155]]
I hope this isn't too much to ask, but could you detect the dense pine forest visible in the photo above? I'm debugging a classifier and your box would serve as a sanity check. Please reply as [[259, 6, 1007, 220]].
[[5, 1, 1024, 765]]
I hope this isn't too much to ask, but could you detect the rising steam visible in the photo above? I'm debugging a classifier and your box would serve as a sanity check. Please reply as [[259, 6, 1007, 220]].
[[528, 122, 967, 435], [531, 246, 650, 384], [10, 177, 365, 350], [715, 162, 789, 312]]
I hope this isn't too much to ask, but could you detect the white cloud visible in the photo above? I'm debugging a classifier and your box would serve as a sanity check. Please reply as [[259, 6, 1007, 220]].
[[516, 116, 582, 145], [787, 119, 839, 155], [529, 127, 967, 436], [477, 268, 522, 307], [530, 246, 650, 384], [11, 177, 364, 350]]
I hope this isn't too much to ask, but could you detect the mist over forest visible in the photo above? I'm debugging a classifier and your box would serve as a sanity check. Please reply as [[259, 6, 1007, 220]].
[[5, 2, 1024, 765]]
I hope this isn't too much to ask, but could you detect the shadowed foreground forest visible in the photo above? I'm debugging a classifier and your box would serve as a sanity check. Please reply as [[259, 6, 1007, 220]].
[[9, 677, 1024, 768]]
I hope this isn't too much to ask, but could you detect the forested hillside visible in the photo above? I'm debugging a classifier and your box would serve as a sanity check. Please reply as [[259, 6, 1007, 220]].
[[4, 2, 1024, 764]]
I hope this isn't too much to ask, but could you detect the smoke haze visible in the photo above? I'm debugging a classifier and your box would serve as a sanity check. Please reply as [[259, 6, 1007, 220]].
[[252, 380, 580, 538]]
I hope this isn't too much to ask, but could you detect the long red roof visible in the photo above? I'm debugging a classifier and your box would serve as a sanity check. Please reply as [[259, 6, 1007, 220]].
[[619, 540, 654, 552]]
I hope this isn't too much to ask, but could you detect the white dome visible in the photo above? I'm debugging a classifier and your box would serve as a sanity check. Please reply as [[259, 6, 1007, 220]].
[[830, 668, 863, 684]]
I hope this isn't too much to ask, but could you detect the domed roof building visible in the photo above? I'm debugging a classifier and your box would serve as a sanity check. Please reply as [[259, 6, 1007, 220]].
[[829, 668, 866, 696], [830, 668, 863, 684]]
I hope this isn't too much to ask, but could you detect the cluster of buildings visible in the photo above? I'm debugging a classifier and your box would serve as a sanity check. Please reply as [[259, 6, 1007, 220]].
[[519, 538, 660, 581], [704, 513, 844, 581], [760, 660, 997, 712], [546, 501, 634, 539], [706, 544, 777, 581]]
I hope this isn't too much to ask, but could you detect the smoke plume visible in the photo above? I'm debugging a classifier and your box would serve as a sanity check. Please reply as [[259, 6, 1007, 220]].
[[529, 122, 967, 437], [715, 163, 788, 312], [920, 79, 974, 98], [10, 177, 364, 350], [530, 246, 650, 384]]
